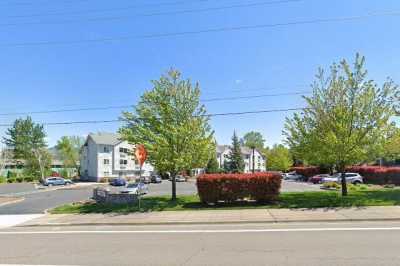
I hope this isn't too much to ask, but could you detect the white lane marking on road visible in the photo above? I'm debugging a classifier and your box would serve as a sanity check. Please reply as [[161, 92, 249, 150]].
[[0, 214, 44, 228], [2, 227, 400, 234]]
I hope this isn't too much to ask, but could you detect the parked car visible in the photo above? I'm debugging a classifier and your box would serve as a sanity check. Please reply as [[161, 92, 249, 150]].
[[321, 173, 363, 184], [139, 176, 151, 184], [308, 174, 331, 184], [282, 172, 307, 182], [109, 177, 127, 186], [120, 182, 149, 195], [43, 177, 73, 186], [151, 175, 162, 183], [170, 175, 187, 182]]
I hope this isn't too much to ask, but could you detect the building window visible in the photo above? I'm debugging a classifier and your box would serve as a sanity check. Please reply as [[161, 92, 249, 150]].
[[120, 159, 128, 165], [103, 146, 109, 153], [119, 147, 129, 154], [104, 159, 110, 165], [104, 171, 110, 176]]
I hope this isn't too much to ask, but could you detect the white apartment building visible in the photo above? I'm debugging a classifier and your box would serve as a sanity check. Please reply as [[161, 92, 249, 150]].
[[80, 133, 154, 182], [216, 145, 266, 173]]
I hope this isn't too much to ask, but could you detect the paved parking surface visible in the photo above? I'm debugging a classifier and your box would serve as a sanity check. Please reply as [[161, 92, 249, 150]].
[[0, 180, 322, 214], [0, 183, 37, 196]]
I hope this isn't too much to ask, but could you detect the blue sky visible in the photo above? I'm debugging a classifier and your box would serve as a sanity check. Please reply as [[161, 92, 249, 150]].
[[1, 0, 399, 147]]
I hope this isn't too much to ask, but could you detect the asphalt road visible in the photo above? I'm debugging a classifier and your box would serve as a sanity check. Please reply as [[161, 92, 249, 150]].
[[0, 180, 321, 214], [1, 221, 399, 265], [0, 183, 37, 195]]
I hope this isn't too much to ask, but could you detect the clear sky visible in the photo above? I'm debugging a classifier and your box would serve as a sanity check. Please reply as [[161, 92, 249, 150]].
[[1, 0, 399, 148]]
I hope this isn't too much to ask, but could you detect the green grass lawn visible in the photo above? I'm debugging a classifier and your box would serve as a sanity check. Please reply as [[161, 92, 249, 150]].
[[50, 188, 400, 214]]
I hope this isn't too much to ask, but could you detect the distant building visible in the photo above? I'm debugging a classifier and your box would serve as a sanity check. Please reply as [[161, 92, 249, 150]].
[[216, 145, 266, 173], [80, 133, 154, 182]]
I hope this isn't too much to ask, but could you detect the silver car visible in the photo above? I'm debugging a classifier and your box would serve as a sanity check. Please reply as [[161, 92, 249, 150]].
[[321, 173, 363, 184], [120, 183, 149, 195]]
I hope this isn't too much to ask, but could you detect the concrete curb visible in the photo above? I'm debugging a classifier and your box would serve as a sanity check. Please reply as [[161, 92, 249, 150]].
[[17, 217, 400, 227]]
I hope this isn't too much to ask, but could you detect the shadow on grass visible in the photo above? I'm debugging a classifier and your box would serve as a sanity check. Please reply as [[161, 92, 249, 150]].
[[50, 189, 400, 214]]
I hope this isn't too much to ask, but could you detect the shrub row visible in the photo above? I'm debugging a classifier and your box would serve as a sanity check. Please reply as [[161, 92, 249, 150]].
[[196, 172, 282, 204], [346, 166, 400, 185], [290, 166, 321, 177]]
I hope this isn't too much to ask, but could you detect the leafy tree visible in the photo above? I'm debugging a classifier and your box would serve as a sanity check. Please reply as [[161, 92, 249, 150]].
[[3, 117, 49, 181], [227, 131, 245, 173], [242, 131, 265, 173], [206, 152, 220, 174], [241, 131, 265, 150], [383, 127, 400, 162], [119, 69, 214, 200], [56, 136, 85, 174], [284, 54, 397, 196], [266, 144, 293, 171]]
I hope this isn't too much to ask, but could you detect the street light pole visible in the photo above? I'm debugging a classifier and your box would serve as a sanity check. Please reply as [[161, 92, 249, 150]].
[[252, 147, 255, 174]]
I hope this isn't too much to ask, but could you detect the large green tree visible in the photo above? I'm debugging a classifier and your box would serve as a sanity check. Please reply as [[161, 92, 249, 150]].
[[3, 117, 49, 181], [119, 69, 214, 200], [241, 131, 265, 150], [266, 144, 293, 171], [56, 136, 85, 175], [242, 131, 265, 173], [383, 127, 400, 162], [227, 131, 245, 173], [284, 54, 397, 196]]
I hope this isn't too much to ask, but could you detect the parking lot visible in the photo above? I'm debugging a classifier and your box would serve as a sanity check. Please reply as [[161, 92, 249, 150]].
[[0, 180, 322, 214]]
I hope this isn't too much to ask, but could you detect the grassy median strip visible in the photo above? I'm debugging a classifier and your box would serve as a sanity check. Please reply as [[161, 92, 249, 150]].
[[50, 189, 400, 214]]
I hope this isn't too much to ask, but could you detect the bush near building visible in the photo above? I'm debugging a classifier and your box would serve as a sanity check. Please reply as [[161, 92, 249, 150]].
[[346, 166, 400, 185], [196, 172, 281, 204]]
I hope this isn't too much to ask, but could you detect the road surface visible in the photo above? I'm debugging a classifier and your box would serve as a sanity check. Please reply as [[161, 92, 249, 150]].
[[0, 221, 399, 265], [0, 180, 321, 214]]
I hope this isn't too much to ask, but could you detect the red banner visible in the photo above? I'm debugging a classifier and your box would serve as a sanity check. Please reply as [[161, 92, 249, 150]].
[[135, 144, 147, 167]]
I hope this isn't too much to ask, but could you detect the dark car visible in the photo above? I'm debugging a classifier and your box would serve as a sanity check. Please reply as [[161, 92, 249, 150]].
[[110, 177, 127, 186], [151, 175, 162, 183]]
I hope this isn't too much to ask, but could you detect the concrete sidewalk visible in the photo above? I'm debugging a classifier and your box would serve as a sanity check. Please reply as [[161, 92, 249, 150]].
[[19, 206, 400, 227]]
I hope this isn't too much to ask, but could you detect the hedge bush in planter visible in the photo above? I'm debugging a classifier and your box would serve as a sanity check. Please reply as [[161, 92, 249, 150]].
[[196, 172, 282, 204]]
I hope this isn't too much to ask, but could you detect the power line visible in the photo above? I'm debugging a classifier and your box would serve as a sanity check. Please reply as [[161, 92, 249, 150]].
[[0, 107, 305, 127], [0, 91, 310, 116], [3, 0, 226, 17], [3, 11, 399, 47], [0, 0, 301, 27]]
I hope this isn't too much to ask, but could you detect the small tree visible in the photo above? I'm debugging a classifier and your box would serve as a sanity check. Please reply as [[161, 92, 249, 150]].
[[206, 153, 220, 174], [284, 54, 397, 196], [56, 136, 85, 175], [266, 144, 293, 171], [3, 117, 48, 181], [119, 69, 214, 200], [227, 131, 245, 173]]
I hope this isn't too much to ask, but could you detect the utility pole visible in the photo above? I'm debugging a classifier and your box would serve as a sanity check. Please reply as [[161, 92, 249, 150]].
[[252, 146, 255, 173]]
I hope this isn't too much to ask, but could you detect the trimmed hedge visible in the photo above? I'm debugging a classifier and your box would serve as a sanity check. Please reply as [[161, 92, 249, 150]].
[[290, 166, 321, 177], [346, 166, 400, 185], [196, 172, 282, 204]]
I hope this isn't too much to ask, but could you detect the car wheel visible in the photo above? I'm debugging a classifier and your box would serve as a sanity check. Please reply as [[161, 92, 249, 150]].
[[48, 183, 53, 187], [353, 181, 361, 185]]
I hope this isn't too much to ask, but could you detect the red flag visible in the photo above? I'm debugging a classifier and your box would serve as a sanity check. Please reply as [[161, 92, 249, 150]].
[[135, 144, 147, 167]]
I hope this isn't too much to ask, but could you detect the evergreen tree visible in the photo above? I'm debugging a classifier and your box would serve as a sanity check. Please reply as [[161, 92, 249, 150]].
[[227, 131, 245, 173], [206, 153, 220, 174]]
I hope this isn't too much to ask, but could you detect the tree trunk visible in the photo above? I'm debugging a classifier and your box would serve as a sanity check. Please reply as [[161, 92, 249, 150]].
[[341, 172, 348, 196], [252, 147, 255, 173], [171, 173, 177, 201]]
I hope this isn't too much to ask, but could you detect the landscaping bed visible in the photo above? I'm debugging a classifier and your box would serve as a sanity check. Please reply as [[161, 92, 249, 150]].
[[50, 188, 400, 214]]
